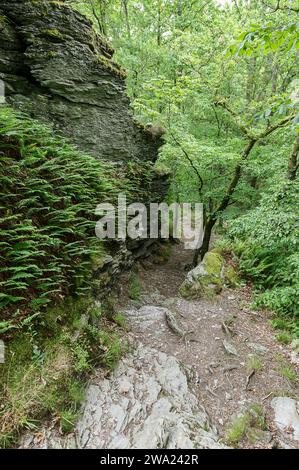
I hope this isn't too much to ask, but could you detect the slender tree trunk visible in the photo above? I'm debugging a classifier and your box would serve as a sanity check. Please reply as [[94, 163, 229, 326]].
[[90, 0, 109, 36], [287, 135, 299, 180], [233, 0, 242, 19], [121, 0, 131, 38], [272, 62, 278, 93], [132, 70, 138, 98], [212, 105, 222, 138], [177, 0, 183, 16], [216, 139, 256, 213], [246, 58, 256, 103], [250, 175, 258, 189], [157, 4, 162, 46], [90, 0, 105, 35], [192, 217, 216, 266], [192, 139, 256, 266]]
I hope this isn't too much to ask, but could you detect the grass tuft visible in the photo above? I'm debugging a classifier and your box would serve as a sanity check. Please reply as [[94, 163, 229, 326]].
[[225, 404, 267, 447]]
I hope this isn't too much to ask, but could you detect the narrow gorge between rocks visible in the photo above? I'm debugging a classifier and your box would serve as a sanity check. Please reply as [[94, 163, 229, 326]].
[[0, 0, 298, 452]]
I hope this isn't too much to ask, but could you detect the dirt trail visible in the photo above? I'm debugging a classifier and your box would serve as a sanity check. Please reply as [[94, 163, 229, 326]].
[[117, 242, 299, 449], [20, 243, 299, 449]]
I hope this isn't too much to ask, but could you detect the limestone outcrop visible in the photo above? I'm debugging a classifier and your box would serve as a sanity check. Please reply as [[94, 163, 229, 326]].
[[20, 345, 227, 449]]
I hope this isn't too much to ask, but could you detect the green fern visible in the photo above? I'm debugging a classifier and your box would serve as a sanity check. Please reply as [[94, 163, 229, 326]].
[[0, 106, 156, 335]]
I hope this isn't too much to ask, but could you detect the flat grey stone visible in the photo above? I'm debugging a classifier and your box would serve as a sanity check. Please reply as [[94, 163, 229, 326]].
[[271, 397, 299, 441], [247, 342, 269, 355], [223, 339, 238, 356]]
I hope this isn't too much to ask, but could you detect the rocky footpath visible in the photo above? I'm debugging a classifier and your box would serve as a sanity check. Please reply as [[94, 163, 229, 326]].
[[20, 344, 226, 449], [115, 244, 299, 449], [76, 345, 225, 449], [19, 243, 299, 449]]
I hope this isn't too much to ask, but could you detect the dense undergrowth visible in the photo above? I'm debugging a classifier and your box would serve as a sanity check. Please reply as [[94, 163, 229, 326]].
[[0, 107, 152, 447], [221, 180, 299, 335], [0, 107, 154, 337], [0, 295, 127, 448]]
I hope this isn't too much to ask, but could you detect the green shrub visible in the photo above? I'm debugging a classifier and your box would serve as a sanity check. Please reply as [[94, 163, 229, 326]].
[[0, 295, 127, 447], [225, 404, 267, 447], [270, 317, 299, 338], [275, 331, 292, 344], [113, 312, 128, 329], [228, 181, 299, 320], [226, 414, 249, 446]]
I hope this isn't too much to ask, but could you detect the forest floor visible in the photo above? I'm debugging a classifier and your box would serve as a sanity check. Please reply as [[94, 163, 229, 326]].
[[114, 242, 299, 449]]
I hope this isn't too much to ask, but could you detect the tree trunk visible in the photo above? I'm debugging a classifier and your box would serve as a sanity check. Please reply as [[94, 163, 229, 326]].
[[90, 0, 109, 36], [132, 70, 138, 98], [192, 217, 216, 266], [250, 175, 258, 189], [90, 0, 105, 35], [272, 62, 278, 93], [157, 4, 162, 46], [287, 135, 299, 180], [192, 139, 256, 266], [121, 0, 131, 38]]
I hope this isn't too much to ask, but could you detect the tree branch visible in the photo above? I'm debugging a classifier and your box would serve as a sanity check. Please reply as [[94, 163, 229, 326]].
[[214, 98, 295, 140], [261, 0, 299, 12], [257, 113, 295, 139], [287, 134, 299, 180], [211, 109, 294, 216], [214, 98, 255, 138], [169, 131, 204, 192]]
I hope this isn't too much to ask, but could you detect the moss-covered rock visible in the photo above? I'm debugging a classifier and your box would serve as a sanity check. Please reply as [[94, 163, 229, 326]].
[[179, 250, 238, 299]]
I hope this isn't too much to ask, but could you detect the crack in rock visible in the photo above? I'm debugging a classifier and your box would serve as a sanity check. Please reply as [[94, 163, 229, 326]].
[[75, 345, 227, 449]]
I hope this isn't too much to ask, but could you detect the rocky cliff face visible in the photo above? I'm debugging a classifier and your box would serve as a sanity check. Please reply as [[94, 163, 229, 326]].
[[0, 0, 168, 296], [0, 0, 163, 163]]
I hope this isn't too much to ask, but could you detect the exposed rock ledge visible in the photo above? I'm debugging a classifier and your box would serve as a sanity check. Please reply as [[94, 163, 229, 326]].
[[0, 0, 163, 162], [20, 344, 227, 449]]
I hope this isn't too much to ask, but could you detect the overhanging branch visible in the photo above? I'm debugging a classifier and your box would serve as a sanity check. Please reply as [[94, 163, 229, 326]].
[[214, 98, 295, 141]]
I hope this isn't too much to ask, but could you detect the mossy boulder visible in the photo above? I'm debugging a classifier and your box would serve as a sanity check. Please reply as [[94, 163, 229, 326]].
[[179, 250, 238, 300]]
